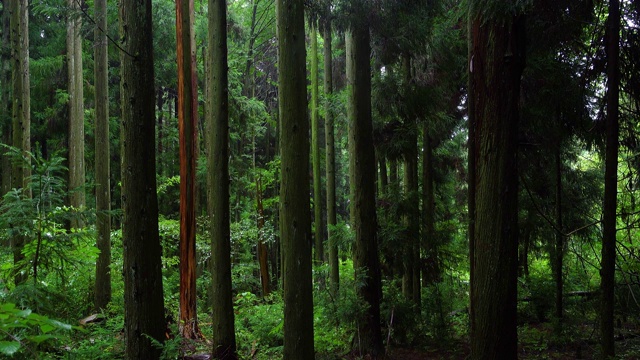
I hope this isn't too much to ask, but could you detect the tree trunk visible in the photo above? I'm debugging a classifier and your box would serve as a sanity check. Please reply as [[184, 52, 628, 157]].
[[469, 3, 525, 358], [378, 155, 388, 195], [207, 0, 237, 356], [277, 0, 314, 355], [346, 23, 383, 357], [311, 23, 324, 265], [176, 0, 200, 340], [323, 11, 339, 294], [422, 126, 440, 285], [1, 0, 11, 198], [10, 0, 31, 285], [119, 1, 166, 358], [600, 0, 620, 356], [256, 178, 271, 297], [554, 142, 563, 322], [94, 0, 111, 311], [68, 0, 85, 229]]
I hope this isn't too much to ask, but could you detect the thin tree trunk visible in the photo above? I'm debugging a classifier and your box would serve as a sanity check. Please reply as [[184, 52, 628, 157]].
[[378, 155, 388, 195], [256, 178, 271, 297], [176, 0, 200, 340], [422, 126, 439, 285], [311, 23, 324, 265], [208, 0, 237, 356], [1, 0, 11, 198], [554, 142, 564, 322], [469, 2, 525, 358], [68, 0, 85, 229], [277, 0, 314, 355], [600, 0, 620, 356], [346, 23, 383, 357], [94, 0, 111, 311], [323, 10, 339, 293], [120, 1, 166, 358], [10, 0, 31, 285]]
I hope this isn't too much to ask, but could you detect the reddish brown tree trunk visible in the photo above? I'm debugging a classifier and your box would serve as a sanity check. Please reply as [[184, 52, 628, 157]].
[[176, 0, 200, 339]]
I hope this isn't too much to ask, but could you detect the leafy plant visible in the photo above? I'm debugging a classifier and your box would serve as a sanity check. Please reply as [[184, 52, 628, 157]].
[[0, 302, 75, 357]]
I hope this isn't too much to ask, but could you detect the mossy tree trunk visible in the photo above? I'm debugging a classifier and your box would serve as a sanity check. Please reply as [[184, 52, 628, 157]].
[[10, 0, 30, 285], [277, 0, 314, 355], [207, 0, 237, 357], [346, 20, 383, 357], [94, 0, 111, 311], [323, 9, 339, 293], [176, 0, 200, 340], [600, 0, 620, 356], [119, 1, 166, 358], [1, 0, 11, 198], [468, 2, 525, 358], [311, 23, 324, 265]]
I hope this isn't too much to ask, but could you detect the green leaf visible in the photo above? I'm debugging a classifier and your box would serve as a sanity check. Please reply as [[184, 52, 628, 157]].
[[0, 341, 21, 355], [28, 334, 56, 344]]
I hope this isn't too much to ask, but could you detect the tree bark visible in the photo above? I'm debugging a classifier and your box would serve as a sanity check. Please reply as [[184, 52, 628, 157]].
[[311, 23, 324, 265], [68, 0, 85, 229], [1, 0, 11, 198], [554, 142, 564, 322], [469, 3, 525, 358], [207, 0, 237, 356], [347, 22, 383, 357], [600, 0, 620, 356], [10, 0, 31, 285], [176, 0, 200, 340], [277, 0, 314, 355], [422, 126, 440, 285], [119, 1, 166, 358], [323, 10, 339, 294], [94, 0, 111, 311]]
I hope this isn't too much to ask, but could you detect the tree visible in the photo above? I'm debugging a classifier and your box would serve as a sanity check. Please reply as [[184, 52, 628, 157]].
[[67, 0, 85, 229], [1, 0, 11, 198], [600, 0, 620, 356], [311, 22, 324, 265], [468, 2, 525, 358], [323, 4, 339, 293], [119, 0, 166, 358], [208, 0, 237, 356], [94, 0, 111, 311], [10, 0, 31, 285], [346, 12, 383, 357], [276, 0, 314, 355], [176, 0, 200, 340]]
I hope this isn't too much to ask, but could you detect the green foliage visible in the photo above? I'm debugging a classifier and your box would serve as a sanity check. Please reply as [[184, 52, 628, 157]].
[[0, 302, 75, 357]]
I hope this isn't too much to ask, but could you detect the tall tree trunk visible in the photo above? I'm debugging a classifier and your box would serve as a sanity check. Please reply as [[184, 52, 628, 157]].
[[346, 22, 383, 357], [10, 0, 31, 285], [208, 0, 237, 356], [600, 0, 620, 356], [402, 54, 420, 306], [469, 3, 525, 358], [68, 0, 85, 229], [94, 0, 111, 311], [422, 126, 440, 285], [277, 0, 314, 355], [176, 0, 200, 340], [119, 1, 166, 358], [256, 178, 271, 297], [311, 23, 324, 265], [554, 142, 563, 322], [1, 0, 11, 198], [323, 10, 339, 293]]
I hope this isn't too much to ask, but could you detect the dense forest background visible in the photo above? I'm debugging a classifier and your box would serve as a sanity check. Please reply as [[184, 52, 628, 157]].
[[0, 0, 639, 359]]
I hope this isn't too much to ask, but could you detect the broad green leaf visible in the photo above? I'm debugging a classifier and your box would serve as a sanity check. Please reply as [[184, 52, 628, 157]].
[[0, 341, 20, 355]]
